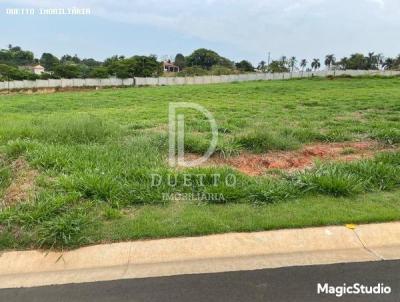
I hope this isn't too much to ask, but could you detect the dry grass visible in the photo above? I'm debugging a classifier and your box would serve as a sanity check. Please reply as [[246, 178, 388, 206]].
[[2, 158, 38, 207]]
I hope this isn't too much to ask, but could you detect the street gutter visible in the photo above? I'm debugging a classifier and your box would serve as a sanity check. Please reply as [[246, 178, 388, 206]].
[[0, 222, 399, 289]]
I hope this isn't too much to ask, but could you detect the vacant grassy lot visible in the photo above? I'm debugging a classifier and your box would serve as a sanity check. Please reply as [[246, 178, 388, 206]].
[[0, 77, 400, 250]]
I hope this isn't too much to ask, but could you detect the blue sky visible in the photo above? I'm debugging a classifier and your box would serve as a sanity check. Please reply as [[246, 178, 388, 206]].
[[0, 0, 399, 64]]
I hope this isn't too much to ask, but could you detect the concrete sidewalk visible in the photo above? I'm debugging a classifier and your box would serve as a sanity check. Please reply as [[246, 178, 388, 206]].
[[0, 222, 399, 289]]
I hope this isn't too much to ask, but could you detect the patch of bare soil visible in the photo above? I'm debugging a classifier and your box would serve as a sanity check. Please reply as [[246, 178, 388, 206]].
[[1, 158, 38, 207], [189, 141, 394, 176]]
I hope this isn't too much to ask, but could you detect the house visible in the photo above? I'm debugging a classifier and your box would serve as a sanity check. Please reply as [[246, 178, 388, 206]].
[[163, 61, 180, 73], [20, 64, 45, 75]]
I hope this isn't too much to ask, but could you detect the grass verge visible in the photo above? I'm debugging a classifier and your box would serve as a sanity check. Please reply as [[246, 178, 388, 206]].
[[0, 77, 399, 250]]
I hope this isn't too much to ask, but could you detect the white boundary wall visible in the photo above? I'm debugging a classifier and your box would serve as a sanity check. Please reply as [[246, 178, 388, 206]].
[[1, 70, 399, 91]]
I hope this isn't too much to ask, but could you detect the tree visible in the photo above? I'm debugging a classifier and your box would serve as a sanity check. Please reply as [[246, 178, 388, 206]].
[[177, 66, 208, 76], [40, 53, 59, 70], [382, 57, 395, 70], [235, 60, 254, 72], [288, 56, 297, 72], [367, 52, 378, 69], [340, 53, 366, 70], [336, 57, 348, 70], [60, 54, 81, 64], [0, 63, 38, 81], [174, 53, 186, 70], [365, 52, 383, 70], [89, 67, 109, 78], [375, 53, 384, 70], [104, 55, 124, 67], [0, 46, 34, 66], [382, 55, 400, 70], [210, 65, 235, 75], [108, 55, 162, 78], [12, 50, 35, 66], [53, 64, 81, 78], [257, 60, 266, 72], [186, 48, 233, 69], [0, 49, 12, 65], [266, 60, 289, 73], [336, 53, 385, 70], [324, 54, 336, 69], [300, 59, 307, 71], [311, 58, 321, 71], [81, 58, 102, 67]]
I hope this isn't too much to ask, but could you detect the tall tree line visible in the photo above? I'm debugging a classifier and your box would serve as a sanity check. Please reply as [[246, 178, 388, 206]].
[[1, 44, 400, 81], [260, 52, 400, 73]]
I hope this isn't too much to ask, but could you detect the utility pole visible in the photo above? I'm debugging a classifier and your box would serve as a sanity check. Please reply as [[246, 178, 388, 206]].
[[267, 52, 271, 67]]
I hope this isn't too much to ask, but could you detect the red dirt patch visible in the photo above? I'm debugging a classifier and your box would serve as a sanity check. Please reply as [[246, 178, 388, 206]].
[[187, 141, 394, 176]]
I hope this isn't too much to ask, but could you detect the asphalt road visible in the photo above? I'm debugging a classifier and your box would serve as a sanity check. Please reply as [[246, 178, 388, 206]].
[[1, 260, 399, 302]]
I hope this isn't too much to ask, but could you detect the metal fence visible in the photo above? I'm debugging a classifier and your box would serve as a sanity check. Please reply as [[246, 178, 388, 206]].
[[1, 70, 399, 91]]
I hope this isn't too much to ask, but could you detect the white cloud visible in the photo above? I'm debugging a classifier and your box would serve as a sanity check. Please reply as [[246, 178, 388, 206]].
[[367, 0, 385, 8], [3, 0, 400, 61]]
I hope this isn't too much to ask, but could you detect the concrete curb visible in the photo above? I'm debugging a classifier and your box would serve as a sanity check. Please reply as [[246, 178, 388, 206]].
[[0, 222, 399, 289]]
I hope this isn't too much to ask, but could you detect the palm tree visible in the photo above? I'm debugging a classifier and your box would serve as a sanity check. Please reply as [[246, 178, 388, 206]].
[[300, 59, 307, 70], [382, 57, 394, 70], [367, 52, 375, 67], [258, 60, 266, 72], [288, 56, 297, 73], [280, 56, 287, 69], [300, 59, 307, 76], [366, 52, 377, 69], [311, 58, 321, 71], [324, 54, 336, 70], [376, 53, 384, 70]]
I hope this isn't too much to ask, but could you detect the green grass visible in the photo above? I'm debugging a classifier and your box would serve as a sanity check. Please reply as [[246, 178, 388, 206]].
[[0, 77, 400, 250]]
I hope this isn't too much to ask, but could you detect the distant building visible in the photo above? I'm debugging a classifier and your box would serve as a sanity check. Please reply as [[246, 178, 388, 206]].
[[20, 64, 45, 75], [163, 61, 180, 73]]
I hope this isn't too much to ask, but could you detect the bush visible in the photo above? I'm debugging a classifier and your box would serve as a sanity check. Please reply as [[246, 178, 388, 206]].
[[52, 64, 81, 78], [0, 63, 39, 81], [177, 66, 208, 77], [211, 65, 236, 75], [89, 67, 110, 78]]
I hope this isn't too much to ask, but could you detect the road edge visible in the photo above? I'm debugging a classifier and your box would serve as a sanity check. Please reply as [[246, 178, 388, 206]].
[[0, 222, 399, 289]]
